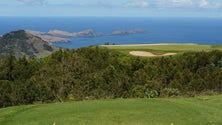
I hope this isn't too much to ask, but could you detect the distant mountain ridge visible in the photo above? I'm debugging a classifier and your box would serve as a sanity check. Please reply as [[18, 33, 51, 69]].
[[0, 30, 59, 58], [26, 29, 144, 43]]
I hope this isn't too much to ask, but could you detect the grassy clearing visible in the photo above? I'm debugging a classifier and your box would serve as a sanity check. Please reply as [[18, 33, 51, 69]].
[[0, 95, 222, 125], [101, 44, 222, 55]]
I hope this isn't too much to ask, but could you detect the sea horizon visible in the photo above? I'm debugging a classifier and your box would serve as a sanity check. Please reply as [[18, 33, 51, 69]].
[[1, 16, 222, 49]]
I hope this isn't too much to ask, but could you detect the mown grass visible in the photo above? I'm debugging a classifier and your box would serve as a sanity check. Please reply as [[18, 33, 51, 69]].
[[101, 44, 222, 55], [0, 95, 222, 125]]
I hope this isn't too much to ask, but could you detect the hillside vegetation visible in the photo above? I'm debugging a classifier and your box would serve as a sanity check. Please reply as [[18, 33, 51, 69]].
[[0, 30, 58, 58], [0, 95, 222, 125], [1, 46, 222, 107]]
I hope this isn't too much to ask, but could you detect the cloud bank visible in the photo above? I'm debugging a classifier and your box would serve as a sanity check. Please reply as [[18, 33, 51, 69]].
[[1, 0, 221, 17], [15, 0, 222, 9], [122, 0, 222, 9], [17, 0, 47, 5], [124, 1, 149, 8]]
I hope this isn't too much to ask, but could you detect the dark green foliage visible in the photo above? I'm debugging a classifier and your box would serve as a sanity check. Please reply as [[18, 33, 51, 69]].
[[160, 88, 180, 97], [0, 47, 222, 108], [145, 89, 158, 98], [217, 58, 222, 67], [104, 42, 110, 45], [0, 80, 12, 107]]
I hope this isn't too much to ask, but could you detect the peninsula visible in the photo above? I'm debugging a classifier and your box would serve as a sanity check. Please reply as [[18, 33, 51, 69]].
[[26, 29, 144, 43]]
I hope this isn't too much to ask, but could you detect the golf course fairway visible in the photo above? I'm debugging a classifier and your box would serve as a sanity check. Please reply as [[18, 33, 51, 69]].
[[0, 95, 222, 125]]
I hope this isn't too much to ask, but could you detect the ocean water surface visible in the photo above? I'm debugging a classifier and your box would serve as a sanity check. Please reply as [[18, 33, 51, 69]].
[[0, 17, 222, 49]]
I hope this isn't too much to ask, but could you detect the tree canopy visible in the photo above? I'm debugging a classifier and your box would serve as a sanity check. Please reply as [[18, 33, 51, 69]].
[[0, 46, 222, 108]]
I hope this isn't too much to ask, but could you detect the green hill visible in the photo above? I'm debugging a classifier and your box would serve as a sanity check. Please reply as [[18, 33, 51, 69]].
[[0, 95, 222, 125], [0, 30, 59, 58]]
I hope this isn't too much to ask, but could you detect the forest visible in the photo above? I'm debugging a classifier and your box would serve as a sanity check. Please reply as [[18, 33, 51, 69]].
[[0, 46, 222, 108]]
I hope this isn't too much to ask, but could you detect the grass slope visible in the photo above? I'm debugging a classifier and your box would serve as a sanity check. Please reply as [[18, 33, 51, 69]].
[[0, 95, 222, 125], [102, 44, 222, 55]]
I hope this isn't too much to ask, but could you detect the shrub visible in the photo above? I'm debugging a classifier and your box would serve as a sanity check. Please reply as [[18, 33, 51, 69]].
[[145, 89, 158, 98], [200, 90, 218, 96], [160, 88, 180, 97], [131, 85, 146, 98]]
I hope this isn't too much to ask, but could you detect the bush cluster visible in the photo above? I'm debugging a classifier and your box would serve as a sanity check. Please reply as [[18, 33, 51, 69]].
[[0, 47, 222, 107]]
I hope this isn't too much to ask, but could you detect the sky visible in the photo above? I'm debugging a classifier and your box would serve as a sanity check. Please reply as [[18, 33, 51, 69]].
[[0, 0, 222, 17]]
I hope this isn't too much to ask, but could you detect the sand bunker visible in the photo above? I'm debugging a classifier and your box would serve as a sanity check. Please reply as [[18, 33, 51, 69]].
[[129, 51, 176, 57]]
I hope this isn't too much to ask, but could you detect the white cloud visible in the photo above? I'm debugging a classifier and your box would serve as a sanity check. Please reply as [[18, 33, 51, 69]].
[[199, 0, 222, 9], [170, 0, 193, 7], [124, 1, 149, 8], [199, 0, 208, 8], [150, 0, 222, 9], [97, 0, 112, 8], [17, 0, 47, 5], [154, 0, 194, 8]]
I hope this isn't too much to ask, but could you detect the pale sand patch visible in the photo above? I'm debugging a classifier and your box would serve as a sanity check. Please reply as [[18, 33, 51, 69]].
[[129, 51, 176, 57]]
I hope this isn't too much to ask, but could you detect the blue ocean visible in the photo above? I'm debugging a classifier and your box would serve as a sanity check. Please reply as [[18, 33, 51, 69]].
[[0, 17, 222, 49]]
